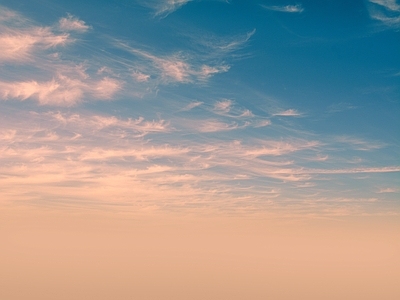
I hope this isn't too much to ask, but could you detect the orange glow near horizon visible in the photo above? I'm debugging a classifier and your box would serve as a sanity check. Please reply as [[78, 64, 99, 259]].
[[1, 207, 399, 300]]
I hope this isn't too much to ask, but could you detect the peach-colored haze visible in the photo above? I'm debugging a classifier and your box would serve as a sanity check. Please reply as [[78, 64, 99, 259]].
[[1, 208, 399, 300]]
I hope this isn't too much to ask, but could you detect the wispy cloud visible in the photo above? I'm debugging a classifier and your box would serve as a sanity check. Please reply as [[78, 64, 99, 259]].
[[215, 29, 256, 52], [181, 101, 203, 111], [141, 0, 193, 18], [254, 120, 271, 127], [132, 71, 150, 82], [117, 43, 229, 84], [334, 136, 384, 151], [0, 9, 123, 105], [327, 102, 357, 113], [0, 73, 122, 106], [273, 109, 301, 116], [0, 27, 69, 62], [261, 4, 304, 13], [198, 120, 239, 132], [368, 0, 400, 27], [377, 187, 399, 193], [214, 99, 233, 113], [1, 109, 398, 213], [59, 14, 90, 32]]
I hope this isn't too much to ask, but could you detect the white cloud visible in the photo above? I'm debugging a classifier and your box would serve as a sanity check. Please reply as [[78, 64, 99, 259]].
[[0, 73, 122, 106], [214, 99, 233, 113], [215, 29, 256, 52], [0, 27, 69, 62], [59, 15, 90, 32], [132, 71, 150, 82], [261, 4, 304, 13], [154, 0, 193, 17], [198, 120, 239, 132], [335, 136, 384, 151], [377, 187, 398, 193], [273, 109, 301, 116], [254, 120, 271, 127], [369, 0, 400, 11], [119, 45, 229, 84], [368, 0, 400, 27], [303, 166, 400, 174], [182, 101, 203, 111]]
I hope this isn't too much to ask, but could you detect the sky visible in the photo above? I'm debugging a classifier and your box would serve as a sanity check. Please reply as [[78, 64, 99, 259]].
[[1, 1, 400, 299], [0, 0, 399, 216]]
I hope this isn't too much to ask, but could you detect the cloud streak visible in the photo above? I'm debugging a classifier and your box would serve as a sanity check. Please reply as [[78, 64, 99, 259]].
[[0, 73, 122, 106], [261, 4, 304, 13], [368, 0, 400, 27], [154, 0, 193, 17], [273, 109, 301, 116]]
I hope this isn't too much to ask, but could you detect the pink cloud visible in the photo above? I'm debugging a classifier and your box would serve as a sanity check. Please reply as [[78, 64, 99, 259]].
[[59, 15, 90, 32]]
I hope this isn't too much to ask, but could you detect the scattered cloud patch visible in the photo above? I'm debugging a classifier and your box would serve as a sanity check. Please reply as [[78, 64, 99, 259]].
[[151, 0, 193, 17], [273, 109, 301, 116], [182, 101, 203, 111], [59, 14, 90, 32], [198, 120, 239, 132], [335, 136, 384, 151], [118, 44, 229, 84], [0, 73, 122, 106], [254, 120, 271, 127], [0, 27, 69, 62], [377, 187, 398, 193], [261, 4, 304, 13], [328, 102, 357, 113], [132, 71, 151, 82], [368, 0, 400, 27], [214, 99, 233, 113], [216, 29, 256, 52]]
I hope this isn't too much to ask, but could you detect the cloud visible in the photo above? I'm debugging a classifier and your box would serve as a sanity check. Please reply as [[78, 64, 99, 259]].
[[370, 0, 400, 11], [132, 71, 150, 82], [49, 112, 170, 137], [215, 29, 256, 52], [327, 102, 357, 113], [334, 136, 384, 151], [181, 101, 203, 111], [59, 14, 90, 32], [304, 166, 400, 174], [0, 74, 122, 106], [377, 187, 398, 193], [368, 0, 400, 27], [273, 109, 301, 116], [243, 140, 320, 158], [261, 4, 304, 13], [149, 0, 192, 17], [214, 99, 233, 113], [0, 27, 69, 62], [254, 120, 271, 127], [198, 120, 239, 132], [118, 44, 229, 84], [1, 109, 398, 213]]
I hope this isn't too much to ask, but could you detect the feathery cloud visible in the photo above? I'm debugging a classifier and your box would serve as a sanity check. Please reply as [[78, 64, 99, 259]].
[[0, 74, 122, 106], [368, 0, 400, 27], [273, 109, 301, 116], [156, 0, 192, 17], [182, 101, 203, 111], [118, 44, 229, 84], [59, 14, 90, 32], [261, 4, 304, 13], [0, 27, 69, 62]]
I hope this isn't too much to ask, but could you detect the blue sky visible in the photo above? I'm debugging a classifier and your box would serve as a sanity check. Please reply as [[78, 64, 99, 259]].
[[0, 0, 399, 216]]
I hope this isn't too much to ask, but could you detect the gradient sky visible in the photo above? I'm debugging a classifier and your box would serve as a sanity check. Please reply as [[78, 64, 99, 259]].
[[1, 2, 400, 300], [0, 0, 399, 216]]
